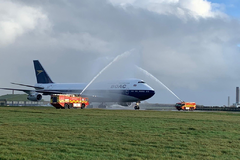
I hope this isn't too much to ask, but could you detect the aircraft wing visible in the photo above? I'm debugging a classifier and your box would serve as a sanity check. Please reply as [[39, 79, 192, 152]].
[[11, 82, 44, 89], [36, 90, 106, 99], [0, 87, 73, 95], [0, 87, 106, 100], [34, 90, 103, 97], [0, 87, 35, 94], [35, 90, 68, 95]]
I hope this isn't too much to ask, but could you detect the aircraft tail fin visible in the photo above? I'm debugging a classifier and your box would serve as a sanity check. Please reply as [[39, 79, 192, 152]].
[[33, 60, 53, 84]]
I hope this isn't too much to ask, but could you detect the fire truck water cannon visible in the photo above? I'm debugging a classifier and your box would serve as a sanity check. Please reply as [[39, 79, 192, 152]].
[[50, 94, 89, 109], [175, 101, 196, 111]]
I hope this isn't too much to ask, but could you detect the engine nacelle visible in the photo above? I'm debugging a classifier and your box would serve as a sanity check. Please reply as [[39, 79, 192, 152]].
[[27, 93, 42, 101]]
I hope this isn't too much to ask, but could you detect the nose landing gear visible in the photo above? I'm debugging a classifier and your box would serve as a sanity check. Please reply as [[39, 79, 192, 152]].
[[134, 101, 140, 110]]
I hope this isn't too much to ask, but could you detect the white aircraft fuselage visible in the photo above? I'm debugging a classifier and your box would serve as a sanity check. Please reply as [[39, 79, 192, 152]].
[[35, 78, 155, 102]]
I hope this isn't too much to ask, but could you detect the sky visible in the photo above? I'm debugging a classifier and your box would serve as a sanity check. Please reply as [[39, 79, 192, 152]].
[[209, 0, 240, 17], [0, 0, 240, 106]]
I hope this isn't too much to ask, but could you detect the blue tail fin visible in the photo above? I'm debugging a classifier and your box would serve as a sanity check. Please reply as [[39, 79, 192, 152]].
[[33, 60, 53, 84]]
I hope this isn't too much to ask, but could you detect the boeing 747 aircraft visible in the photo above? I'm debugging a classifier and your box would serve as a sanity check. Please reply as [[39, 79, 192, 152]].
[[0, 60, 155, 108]]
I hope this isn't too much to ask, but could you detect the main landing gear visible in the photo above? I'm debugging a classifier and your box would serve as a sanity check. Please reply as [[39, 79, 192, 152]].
[[134, 101, 140, 110]]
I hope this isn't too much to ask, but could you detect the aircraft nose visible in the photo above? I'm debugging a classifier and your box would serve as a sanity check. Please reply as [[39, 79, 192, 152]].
[[148, 90, 155, 99], [139, 90, 155, 100], [129, 89, 155, 101]]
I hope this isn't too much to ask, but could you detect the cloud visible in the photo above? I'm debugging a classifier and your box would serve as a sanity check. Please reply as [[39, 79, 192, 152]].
[[108, 0, 227, 19], [0, 0, 240, 105], [0, 0, 50, 46], [51, 32, 111, 54]]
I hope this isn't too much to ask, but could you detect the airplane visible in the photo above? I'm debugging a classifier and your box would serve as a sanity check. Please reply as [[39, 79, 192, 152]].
[[0, 60, 155, 109]]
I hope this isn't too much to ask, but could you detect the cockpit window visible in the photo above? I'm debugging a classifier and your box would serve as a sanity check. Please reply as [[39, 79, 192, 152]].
[[138, 81, 145, 83]]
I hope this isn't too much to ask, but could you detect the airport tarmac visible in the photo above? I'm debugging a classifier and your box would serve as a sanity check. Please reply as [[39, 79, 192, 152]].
[[102, 103, 176, 111], [101, 103, 240, 112]]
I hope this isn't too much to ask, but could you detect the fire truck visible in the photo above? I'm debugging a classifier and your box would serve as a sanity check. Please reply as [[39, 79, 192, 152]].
[[175, 102, 196, 111], [50, 94, 89, 109]]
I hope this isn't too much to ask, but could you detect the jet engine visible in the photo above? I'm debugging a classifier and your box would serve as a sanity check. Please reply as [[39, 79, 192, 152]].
[[27, 93, 42, 101]]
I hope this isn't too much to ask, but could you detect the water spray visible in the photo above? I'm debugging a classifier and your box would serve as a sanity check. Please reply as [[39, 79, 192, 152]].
[[136, 66, 183, 102], [80, 50, 132, 95]]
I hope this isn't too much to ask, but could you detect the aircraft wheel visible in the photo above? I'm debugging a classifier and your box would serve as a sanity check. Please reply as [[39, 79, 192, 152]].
[[81, 103, 85, 109], [64, 103, 69, 109], [134, 105, 140, 110], [56, 107, 60, 109]]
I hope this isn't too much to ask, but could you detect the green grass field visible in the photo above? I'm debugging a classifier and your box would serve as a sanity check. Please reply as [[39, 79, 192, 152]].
[[0, 107, 240, 160]]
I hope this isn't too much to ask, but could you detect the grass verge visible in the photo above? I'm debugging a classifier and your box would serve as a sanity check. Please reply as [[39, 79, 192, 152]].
[[0, 107, 240, 159]]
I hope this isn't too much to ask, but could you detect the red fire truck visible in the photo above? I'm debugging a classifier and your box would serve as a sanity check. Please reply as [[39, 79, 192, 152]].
[[50, 94, 89, 109], [175, 102, 196, 111]]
